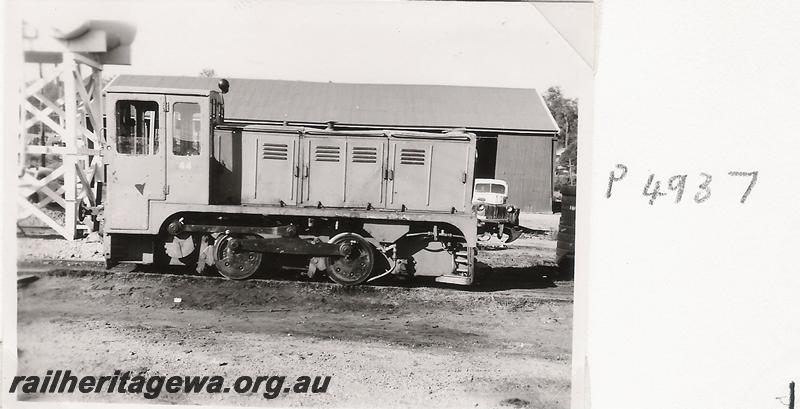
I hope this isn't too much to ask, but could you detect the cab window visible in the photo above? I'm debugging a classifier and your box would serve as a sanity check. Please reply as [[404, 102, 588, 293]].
[[116, 100, 159, 155], [475, 183, 490, 193], [172, 102, 201, 156]]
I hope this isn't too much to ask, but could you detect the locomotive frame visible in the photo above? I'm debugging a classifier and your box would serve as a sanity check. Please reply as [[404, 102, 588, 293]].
[[102, 81, 480, 286]]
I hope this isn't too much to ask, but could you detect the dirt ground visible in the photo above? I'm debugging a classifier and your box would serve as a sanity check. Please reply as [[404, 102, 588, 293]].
[[15, 234, 573, 408]]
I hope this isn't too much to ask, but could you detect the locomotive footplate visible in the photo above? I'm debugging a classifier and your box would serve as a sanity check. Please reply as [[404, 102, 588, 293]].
[[228, 237, 346, 257]]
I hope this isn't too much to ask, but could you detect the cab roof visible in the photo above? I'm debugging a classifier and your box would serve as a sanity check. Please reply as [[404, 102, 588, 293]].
[[106, 84, 214, 97]]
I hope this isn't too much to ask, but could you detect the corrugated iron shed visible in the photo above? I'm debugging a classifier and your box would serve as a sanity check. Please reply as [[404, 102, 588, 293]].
[[109, 75, 559, 135]]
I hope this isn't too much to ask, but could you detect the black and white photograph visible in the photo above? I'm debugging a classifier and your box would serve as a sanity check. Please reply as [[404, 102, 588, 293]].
[[6, 1, 593, 408], [6, 1, 800, 409]]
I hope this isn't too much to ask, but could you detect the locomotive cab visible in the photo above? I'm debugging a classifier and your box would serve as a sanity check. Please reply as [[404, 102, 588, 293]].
[[104, 86, 223, 231]]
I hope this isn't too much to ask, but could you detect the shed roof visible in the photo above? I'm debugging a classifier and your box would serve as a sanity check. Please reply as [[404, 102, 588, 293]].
[[109, 75, 559, 134]]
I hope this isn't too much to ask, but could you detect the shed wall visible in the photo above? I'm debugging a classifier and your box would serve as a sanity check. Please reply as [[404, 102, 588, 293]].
[[494, 135, 554, 213]]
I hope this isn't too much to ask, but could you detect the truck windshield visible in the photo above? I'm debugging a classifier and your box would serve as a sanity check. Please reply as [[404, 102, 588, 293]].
[[475, 184, 490, 193], [475, 183, 505, 194]]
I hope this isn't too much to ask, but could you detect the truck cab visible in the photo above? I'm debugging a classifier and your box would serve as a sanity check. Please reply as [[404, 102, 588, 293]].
[[472, 178, 522, 243]]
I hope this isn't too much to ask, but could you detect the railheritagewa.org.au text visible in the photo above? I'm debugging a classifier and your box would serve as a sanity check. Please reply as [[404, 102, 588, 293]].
[[9, 370, 331, 399]]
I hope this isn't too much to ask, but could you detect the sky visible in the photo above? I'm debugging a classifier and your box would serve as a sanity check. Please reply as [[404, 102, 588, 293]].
[[11, 0, 593, 100]]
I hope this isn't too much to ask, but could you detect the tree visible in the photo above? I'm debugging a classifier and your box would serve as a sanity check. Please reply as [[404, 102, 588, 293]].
[[199, 68, 217, 78], [543, 86, 578, 185]]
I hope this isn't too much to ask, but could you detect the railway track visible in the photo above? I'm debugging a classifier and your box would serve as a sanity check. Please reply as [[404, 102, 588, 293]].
[[17, 259, 574, 303]]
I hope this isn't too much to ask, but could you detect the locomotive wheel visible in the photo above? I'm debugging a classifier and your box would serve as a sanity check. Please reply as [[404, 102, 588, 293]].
[[326, 233, 375, 286], [213, 234, 263, 280]]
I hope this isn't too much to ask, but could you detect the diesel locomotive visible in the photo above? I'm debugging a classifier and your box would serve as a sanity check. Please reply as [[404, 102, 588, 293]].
[[101, 79, 523, 286]]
